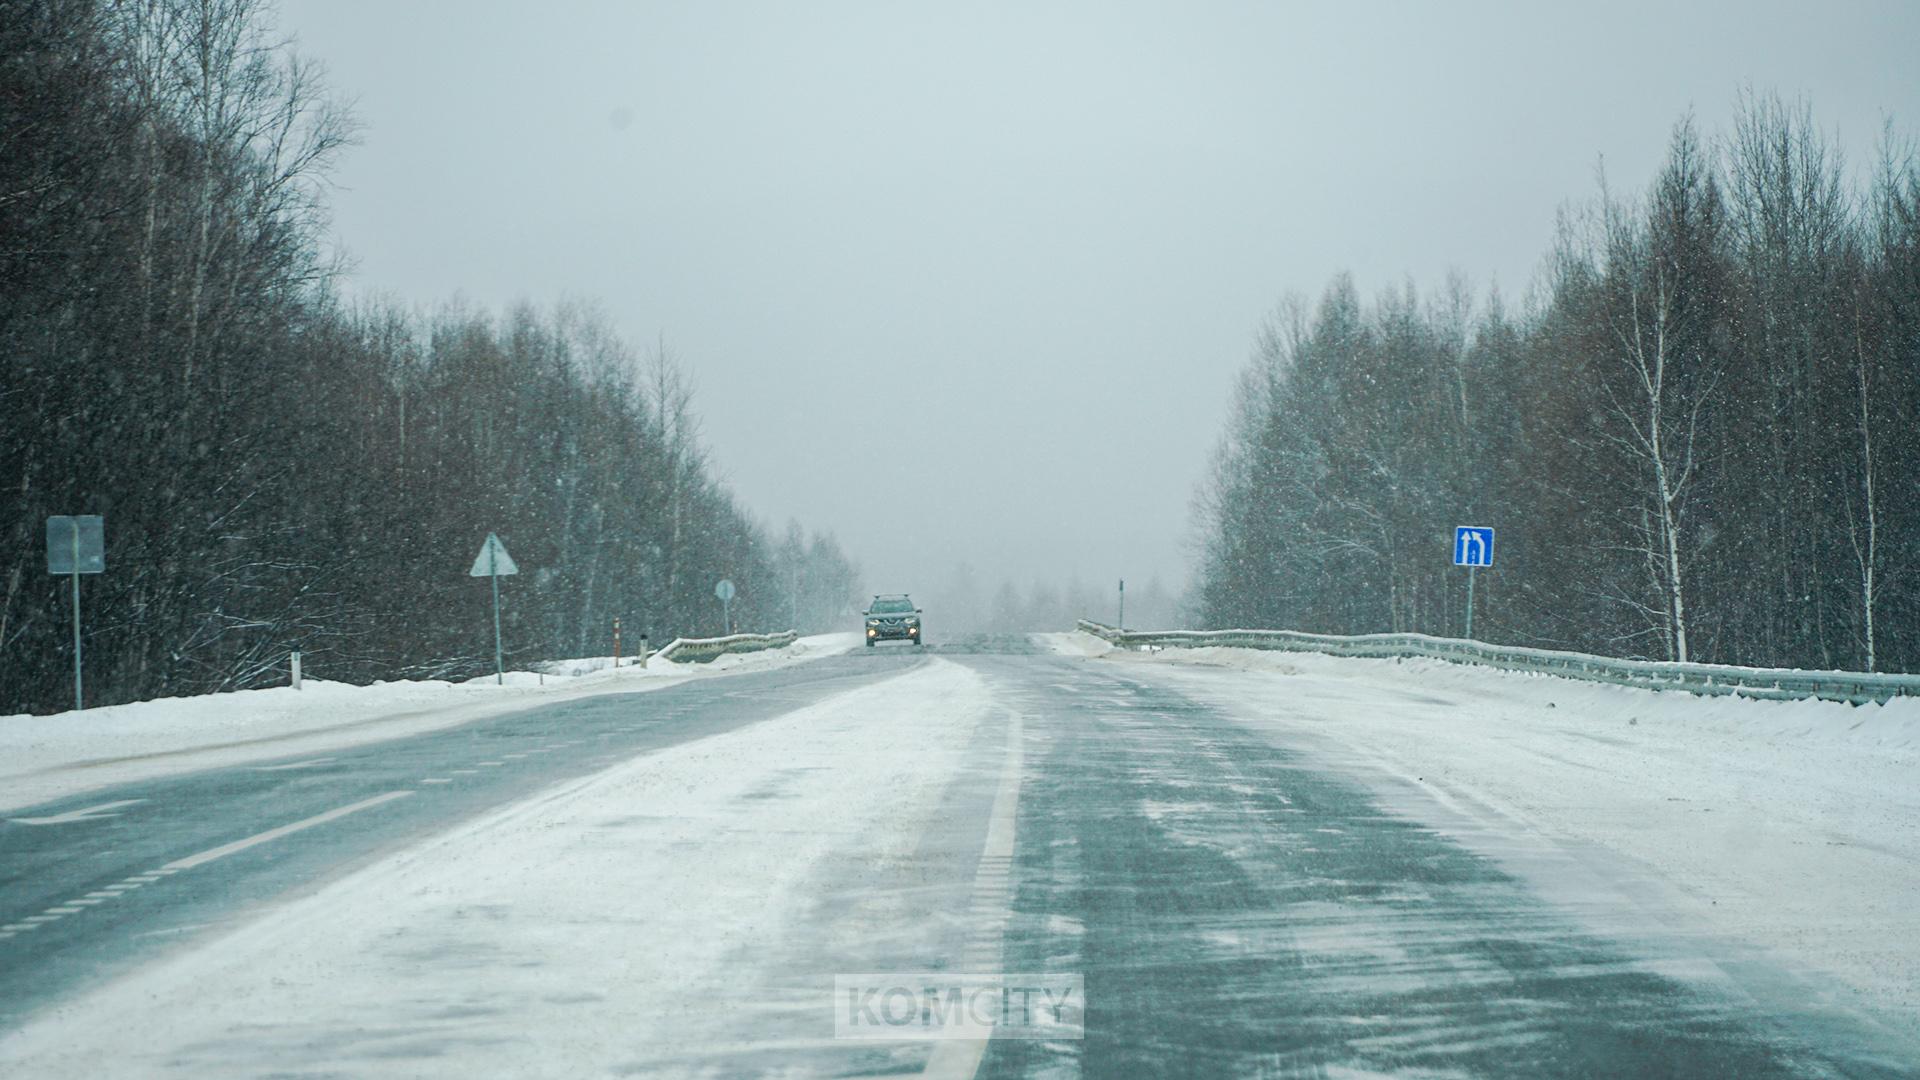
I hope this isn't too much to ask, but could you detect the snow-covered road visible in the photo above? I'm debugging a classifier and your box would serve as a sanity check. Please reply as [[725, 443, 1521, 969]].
[[1080, 637, 1920, 1040], [1, 635, 1913, 1077]]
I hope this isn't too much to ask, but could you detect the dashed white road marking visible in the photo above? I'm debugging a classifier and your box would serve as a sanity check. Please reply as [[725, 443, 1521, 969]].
[[8, 799, 146, 826], [161, 791, 414, 872], [422, 778, 453, 784], [451, 769, 478, 775], [132, 922, 213, 940], [476, 762, 504, 768], [251, 757, 337, 772]]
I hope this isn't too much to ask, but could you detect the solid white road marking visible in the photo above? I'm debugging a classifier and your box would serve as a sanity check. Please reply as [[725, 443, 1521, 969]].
[[8, 799, 145, 826], [921, 709, 1027, 1080], [161, 791, 413, 872]]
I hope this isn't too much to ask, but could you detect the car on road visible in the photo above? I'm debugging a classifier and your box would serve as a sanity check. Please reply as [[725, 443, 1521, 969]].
[[863, 595, 923, 647]]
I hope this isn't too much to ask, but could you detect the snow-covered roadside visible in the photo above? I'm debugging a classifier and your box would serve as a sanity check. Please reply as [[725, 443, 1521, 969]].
[[0, 657, 992, 1078], [1054, 635, 1920, 1032], [0, 633, 858, 813]]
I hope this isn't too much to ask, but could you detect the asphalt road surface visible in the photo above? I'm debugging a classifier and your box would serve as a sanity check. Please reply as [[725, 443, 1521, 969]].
[[1, 638, 1910, 1077]]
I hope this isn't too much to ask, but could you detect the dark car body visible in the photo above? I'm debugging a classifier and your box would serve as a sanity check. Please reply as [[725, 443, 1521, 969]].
[[864, 595, 923, 646]]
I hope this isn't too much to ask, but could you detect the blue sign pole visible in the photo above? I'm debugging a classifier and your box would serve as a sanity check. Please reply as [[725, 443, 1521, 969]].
[[1466, 566, 1476, 640]]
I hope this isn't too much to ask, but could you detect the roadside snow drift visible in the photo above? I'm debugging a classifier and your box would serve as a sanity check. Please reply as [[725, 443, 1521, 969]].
[[0, 633, 857, 813]]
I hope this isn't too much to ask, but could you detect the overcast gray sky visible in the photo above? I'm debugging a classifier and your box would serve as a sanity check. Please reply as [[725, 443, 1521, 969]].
[[276, 0, 1920, 602]]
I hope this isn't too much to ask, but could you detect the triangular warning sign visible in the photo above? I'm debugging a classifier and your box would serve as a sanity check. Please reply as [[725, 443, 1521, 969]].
[[469, 533, 519, 577]]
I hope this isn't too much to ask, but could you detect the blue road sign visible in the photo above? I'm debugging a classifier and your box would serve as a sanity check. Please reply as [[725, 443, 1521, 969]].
[[1454, 526, 1495, 567]]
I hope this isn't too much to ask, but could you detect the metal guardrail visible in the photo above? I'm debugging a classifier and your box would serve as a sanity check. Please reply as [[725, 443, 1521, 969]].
[[1075, 620, 1920, 705], [653, 630, 799, 665]]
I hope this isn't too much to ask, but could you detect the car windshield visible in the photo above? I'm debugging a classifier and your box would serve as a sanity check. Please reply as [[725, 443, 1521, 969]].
[[870, 598, 914, 614]]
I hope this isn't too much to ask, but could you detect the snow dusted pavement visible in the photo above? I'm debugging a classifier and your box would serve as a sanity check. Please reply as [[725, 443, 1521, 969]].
[[1085, 642, 1920, 1033], [1, 636, 1915, 1077], [0, 657, 1006, 1077]]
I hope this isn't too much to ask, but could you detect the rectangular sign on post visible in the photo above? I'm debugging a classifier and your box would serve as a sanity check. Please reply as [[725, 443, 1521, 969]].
[[1453, 525, 1494, 642], [47, 516, 105, 574], [1453, 526, 1495, 568], [48, 515, 105, 711]]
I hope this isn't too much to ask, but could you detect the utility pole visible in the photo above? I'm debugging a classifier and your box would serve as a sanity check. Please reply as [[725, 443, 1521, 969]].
[[1117, 578, 1125, 631]]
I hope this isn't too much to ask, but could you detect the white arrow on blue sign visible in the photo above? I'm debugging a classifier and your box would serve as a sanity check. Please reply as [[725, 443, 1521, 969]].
[[1453, 526, 1495, 568]]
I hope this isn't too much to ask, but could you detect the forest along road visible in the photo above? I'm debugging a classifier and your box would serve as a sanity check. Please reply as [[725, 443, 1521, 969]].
[[0, 638, 1912, 1078]]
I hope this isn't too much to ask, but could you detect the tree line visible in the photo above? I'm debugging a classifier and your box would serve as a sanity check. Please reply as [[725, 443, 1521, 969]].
[[1194, 96, 1920, 673], [1, 0, 857, 714]]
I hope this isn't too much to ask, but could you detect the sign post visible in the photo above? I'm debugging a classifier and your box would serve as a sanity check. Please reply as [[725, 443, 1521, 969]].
[[46, 515, 104, 711], [715, 578, 736, 636], [469, 533, 519, 684], [1452, 526, 1495, 639]]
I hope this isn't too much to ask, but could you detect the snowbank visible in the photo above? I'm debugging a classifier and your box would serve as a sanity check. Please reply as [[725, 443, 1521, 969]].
[[1034, 630, 1113, 658], [0, 633, 858, 813], [1102, 642, 1920, 1031]]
